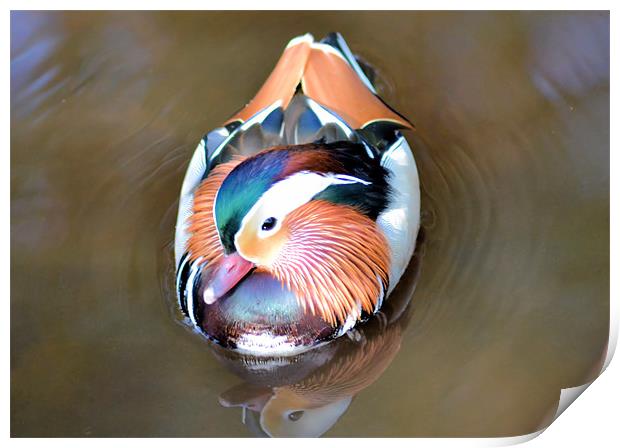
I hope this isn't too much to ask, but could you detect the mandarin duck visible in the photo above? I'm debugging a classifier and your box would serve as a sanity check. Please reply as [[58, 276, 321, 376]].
[[175, 32, 420, 355]]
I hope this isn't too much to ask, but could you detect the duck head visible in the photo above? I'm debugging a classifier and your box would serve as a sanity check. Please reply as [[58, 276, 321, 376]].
[[188, 141, 392, 329]]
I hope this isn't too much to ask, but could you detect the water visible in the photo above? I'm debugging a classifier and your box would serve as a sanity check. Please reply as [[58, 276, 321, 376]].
[[11, 11, 609, 437]]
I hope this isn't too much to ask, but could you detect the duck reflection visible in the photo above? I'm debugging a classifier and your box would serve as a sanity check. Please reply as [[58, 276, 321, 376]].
[[208, 241, 422, 437]]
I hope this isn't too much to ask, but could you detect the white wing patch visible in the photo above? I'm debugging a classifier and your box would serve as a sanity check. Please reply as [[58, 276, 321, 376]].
[[377, 136, 421, 290], [185, 257, 204, 327]]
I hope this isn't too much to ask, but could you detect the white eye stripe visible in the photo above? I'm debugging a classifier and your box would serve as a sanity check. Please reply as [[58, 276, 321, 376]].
[[255, 170, 369, 217], [235, 171, 371, 246], [331, 173, 371, 185]]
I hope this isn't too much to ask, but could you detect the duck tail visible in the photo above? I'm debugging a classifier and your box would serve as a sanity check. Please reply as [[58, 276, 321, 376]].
[[225, 33, 314, 126], [226, 32, 412, 131], [318, 32, 378, 94], [302, 33, 412, 130]]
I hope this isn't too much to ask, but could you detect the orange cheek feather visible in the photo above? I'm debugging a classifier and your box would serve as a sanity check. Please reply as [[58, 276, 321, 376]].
[[187, 157, 245, 264], [267, 200, 390, 327]]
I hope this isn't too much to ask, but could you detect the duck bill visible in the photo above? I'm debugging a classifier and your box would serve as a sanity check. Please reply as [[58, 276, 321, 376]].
[[203, 253, 255, 305]]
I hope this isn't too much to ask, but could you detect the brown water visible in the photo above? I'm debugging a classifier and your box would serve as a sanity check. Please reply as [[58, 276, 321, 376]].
[[11, 11, 609, 437]]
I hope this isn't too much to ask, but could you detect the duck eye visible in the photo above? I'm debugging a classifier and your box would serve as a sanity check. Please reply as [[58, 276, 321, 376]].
[[288, 410, 304, 421], [261, 217, 277, 231]]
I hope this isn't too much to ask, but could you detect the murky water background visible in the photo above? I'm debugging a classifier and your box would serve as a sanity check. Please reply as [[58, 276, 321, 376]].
[[11, 11, 609, 437]]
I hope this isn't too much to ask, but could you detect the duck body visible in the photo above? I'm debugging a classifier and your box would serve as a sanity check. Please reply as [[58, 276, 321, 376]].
[[175, 33, 420, 355]]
